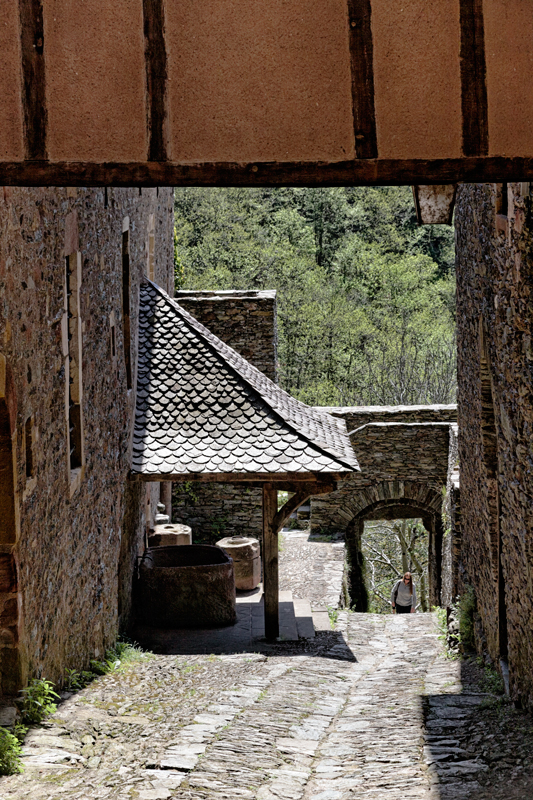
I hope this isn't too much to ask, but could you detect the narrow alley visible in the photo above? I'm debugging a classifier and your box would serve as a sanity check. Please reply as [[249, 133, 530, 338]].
[[1, 532, 532, 800]]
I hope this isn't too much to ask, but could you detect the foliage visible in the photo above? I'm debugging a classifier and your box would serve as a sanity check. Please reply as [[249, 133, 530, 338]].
[[457, 586, 477, 652], [0, 727, 23, 775], [327, 606, 339, 626], [174, 187, 456, 406], [20, 679, 59, 725], [476, 658, 505, 695], [362, 519, 429, 613], [64, 640, 151, 691]]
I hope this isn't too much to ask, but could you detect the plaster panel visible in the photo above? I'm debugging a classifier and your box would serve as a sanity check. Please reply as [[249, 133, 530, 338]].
[[371, 0, 462, 159], [0, 5, 24, 160], [484, 0, 533, 157], [166, 0, 354, 163], [44, 0, 147, 162]]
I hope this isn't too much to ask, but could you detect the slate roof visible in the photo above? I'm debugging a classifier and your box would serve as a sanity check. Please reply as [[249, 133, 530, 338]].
[[131, 280, 360, 478]]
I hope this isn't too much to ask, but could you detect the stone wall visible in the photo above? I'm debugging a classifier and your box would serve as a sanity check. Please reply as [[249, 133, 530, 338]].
[[311, 407, 455, 530], [455, 182, 533, 707], [175, 290, 277, 382], [310, 406, 456, 608], [171, 290, 277, 544], [0, 187, 173, 692]]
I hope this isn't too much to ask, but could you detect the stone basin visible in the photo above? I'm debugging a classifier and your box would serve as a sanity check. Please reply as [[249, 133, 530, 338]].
[[137, 545, 236, 628]]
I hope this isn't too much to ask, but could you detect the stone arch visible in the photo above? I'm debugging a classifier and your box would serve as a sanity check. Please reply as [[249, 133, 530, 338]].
[[0, 354, 22, 695], [319, 480, 444, 611]]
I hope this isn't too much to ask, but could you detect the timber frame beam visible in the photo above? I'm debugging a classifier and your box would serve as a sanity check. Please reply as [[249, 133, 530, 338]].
[[3, 158, 533, 188]]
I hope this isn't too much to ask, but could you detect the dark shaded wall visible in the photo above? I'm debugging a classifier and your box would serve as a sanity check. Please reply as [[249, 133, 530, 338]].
[[456, 182, 533, 707], [0, 187, 173, 691]]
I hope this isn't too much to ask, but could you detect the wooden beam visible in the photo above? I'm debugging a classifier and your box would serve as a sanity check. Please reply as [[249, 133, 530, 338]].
[[459, 0, 488, 157], [262, 483, 279, 640], [3, 157, 533, 187], [19, 0, 47, 160], [143, 0, 168, 162], [272, 482, 337, 532], [263, 480, 337, 640], [347, 0, 378, 159], [129, 471, 346, 484]]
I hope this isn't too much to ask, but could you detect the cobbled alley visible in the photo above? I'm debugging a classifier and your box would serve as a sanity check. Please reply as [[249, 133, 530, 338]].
[[2, 609, 533, 800]]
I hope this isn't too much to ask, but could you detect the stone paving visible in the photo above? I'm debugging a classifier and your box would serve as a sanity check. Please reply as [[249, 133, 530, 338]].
[[279, 528, 346, 611], [3, 610, 533, 800]]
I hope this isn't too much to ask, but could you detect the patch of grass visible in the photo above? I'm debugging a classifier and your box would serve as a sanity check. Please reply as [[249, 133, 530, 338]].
[[20, 678, 60, 725], [0, 726, 24, 775], [64, 640, 153, 691]]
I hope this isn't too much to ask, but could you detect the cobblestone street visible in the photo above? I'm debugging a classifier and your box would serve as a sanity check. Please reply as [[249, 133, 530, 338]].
[[2, 534, 533, 800]]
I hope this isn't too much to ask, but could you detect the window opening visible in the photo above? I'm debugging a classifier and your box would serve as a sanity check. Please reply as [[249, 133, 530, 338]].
[[122, 226, 132, 389], [147, 214, 155, 281], [65, 253, 83, 474], [480, 325, 499, 577], [24, 416, 33, 478]]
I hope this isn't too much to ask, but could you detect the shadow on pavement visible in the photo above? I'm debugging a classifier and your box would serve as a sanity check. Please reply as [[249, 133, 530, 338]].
[[131, 602, 356, 661], [422, 658, 533, 800]]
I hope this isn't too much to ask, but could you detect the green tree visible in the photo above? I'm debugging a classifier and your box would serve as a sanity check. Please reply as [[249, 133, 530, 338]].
[[173, 187, 456, 406]]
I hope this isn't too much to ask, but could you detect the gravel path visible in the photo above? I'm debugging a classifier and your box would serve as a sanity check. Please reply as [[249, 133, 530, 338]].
[[2, 612, 533, 799]]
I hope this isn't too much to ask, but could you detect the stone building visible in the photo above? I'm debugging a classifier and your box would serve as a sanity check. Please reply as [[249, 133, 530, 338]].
[[171, 290, 277, 544], [0, 187, 173, 695], [455, 182, 533, 707]]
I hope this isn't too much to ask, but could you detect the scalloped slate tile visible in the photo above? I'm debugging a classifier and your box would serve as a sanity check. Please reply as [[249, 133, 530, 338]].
[[131, 280, 360, 478]]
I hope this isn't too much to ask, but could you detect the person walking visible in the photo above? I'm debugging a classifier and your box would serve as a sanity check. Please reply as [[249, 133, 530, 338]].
[[391, 572, 417, 614]]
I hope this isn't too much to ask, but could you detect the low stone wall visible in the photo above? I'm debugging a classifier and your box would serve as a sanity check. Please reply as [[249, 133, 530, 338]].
[[172, 482, 263, 546]]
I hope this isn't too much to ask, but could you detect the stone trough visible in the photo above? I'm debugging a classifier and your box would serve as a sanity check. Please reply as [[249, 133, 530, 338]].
[[137, 545, 236, 628]]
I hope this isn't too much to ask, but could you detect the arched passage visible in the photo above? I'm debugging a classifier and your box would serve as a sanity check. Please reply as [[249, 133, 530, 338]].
[[337, 483, 444, 612]]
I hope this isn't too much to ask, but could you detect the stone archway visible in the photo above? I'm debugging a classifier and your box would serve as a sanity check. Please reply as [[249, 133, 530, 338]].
[[325, 480, 444, 612]]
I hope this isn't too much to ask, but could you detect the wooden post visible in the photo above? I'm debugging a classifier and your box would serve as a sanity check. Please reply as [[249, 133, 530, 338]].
[[262, 483, 279, 640]]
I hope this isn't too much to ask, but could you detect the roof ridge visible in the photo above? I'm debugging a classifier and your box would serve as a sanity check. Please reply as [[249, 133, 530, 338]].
[[142, 279, 358, 472]]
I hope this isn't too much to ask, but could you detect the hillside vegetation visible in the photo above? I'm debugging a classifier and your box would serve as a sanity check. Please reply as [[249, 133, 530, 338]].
[[174, 187, 456, 407]]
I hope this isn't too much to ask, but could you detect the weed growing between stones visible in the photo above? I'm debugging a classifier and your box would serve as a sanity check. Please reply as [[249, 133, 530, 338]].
[[477, 658, 505, 695], [457, 585, 477, 652], [20, 679, 60, 725], [64, 640, 152, 691], [0, 725, 25, 775], [327, 606, 339, 626]]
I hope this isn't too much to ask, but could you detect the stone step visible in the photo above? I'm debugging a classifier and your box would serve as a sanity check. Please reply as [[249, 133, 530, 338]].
[[278, 590, 299, 641], [312, 610, 332, 631], [293, 598, 315, 639], [235, 583, 263, 605]]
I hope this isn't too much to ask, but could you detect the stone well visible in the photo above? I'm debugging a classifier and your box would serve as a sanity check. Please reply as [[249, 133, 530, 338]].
[[216, 536, 261, 591], [137, 545, 236, 628]]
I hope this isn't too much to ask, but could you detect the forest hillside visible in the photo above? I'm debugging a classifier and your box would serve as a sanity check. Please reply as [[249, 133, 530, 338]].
[[174, 187, 456, 407]]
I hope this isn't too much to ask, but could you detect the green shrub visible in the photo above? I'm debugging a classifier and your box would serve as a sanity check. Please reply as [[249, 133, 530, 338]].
[[0, 727, 23, 775], [20, 679, 59, 725], [457, 586, 476, 653]]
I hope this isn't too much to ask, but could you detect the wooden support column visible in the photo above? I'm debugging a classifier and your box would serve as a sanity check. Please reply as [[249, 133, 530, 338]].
[[262, 483, 279, 640], [262, 480, 337, 640]]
